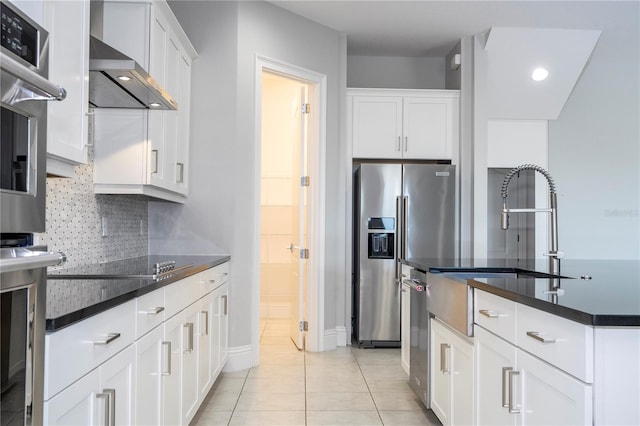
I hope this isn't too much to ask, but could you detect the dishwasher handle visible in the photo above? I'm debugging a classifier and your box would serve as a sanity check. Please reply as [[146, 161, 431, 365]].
[[402, 278, 425, 292]]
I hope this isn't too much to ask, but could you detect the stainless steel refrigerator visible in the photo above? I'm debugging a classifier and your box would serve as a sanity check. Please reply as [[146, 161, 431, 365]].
[[352, 162, 456, 347]]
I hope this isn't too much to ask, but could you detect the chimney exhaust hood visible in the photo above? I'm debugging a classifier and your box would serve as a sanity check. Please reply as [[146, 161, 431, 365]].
[[89, 36, 177, 110]]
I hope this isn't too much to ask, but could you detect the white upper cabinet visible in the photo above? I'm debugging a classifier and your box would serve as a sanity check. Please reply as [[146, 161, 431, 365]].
[[93, 0, 197, 202], [349, 89, 459, 160], [43, 0, 90, 177]]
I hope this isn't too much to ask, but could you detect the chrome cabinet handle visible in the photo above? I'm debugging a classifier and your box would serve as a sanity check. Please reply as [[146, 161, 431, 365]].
[[396, 136, 401, 151], [440, 343, 451, 374], [202, 279, 216, 285], [201, 311, 209, 336], [162, 341, 171, 376], [526, 331, 556, 343], [508, 370, 521, 414], [501, 367, 512, 408], [222, 295, 228, 315], [479, 309, 500, 318], [94, 333, 121, 345], [96, 388, 116, 426], [184, 323, 194, 353], [404, 136, 408, 152], [151, 150, 159, 173], [176, 162, 184, 183], [141, 307, 164, 315], [218, 272, 229, 277]]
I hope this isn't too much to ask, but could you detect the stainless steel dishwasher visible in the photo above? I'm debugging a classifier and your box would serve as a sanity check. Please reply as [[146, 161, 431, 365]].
[[404, 268, 430, 407], [404, 268, 475, 409]]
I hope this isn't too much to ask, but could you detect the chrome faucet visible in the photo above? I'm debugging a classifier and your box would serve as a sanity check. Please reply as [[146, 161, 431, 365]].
[[500, 164, 563, 277]]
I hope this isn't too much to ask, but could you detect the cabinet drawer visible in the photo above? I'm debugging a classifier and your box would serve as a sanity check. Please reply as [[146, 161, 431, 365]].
[[200, 262, 229, 296], [474, 289, 516, 344], [135, 287, 166, 339], [44, 299, 136, 399], [165, 273, 201, 319], [517, 303, 594, 383]]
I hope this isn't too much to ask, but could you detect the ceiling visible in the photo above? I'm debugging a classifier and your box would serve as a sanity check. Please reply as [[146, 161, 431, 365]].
[[268, 1, 639, 57]]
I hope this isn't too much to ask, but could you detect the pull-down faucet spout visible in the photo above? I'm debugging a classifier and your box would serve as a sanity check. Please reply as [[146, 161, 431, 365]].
[[500, 164, 563, 278]]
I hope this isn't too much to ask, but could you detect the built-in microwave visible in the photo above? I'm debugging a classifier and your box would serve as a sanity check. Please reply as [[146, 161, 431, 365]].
[[0, 0, 66, 234]]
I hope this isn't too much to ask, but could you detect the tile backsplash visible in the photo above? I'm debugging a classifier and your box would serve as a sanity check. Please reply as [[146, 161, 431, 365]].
[[37, 160, 148, 269]]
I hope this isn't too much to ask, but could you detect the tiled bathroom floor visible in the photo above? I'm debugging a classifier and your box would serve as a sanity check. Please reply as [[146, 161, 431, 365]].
[[191, 319, 441, 425]]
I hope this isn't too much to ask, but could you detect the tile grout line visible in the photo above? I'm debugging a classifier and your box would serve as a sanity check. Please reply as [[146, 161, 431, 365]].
[[226, 367, 250, 426], [352, 349, 386, 426]]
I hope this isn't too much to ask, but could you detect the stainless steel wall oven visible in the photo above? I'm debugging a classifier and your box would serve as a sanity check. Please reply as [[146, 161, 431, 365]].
[[1, 2, 67, 424], [1, 0, 66, 233]]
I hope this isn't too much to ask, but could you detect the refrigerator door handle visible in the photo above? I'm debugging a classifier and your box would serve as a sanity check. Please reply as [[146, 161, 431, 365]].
[[396, 196, 403, 279], [402, 196, 409, 259]]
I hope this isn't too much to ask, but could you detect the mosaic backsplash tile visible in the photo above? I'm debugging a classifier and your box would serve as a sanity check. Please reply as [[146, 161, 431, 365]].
[[36, 158, 148, 269]]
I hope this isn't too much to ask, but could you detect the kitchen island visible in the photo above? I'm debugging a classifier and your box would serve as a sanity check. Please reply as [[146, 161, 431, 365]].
[[402, 257, 640, 426]]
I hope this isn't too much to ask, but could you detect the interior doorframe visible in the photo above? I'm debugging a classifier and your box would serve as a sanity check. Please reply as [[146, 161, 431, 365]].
[[253, 55, 327, 362]]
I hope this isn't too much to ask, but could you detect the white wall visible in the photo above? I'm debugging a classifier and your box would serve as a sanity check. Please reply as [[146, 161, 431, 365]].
[[155, 1, 345, 363], [347, 55, 445, 89], [548, 12, 640, 259]]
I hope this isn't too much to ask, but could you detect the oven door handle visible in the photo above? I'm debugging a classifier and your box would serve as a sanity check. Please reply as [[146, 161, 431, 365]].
[[1, 52, 67, 101], [0, 250, 66, 273]]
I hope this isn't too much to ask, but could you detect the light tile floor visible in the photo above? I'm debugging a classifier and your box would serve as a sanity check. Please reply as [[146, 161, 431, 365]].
[[191, 319, 441, 425]]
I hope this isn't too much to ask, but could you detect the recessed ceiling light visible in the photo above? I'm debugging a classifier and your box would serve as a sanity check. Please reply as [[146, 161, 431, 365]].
[[531, 67, 549, 81], [149, 103, 161, 108], [117, 75, 131, 81]]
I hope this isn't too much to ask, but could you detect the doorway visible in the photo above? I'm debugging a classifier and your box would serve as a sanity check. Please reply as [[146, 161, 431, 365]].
[[254, 57, 327, 363]]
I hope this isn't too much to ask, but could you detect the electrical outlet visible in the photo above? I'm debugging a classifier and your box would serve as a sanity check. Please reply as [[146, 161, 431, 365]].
[[101, 216, 108, 237]]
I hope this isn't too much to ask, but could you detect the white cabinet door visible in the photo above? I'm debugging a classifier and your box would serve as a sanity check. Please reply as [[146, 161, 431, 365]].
[[163, 313, 184, 426], [44, 0, 89, 177], [99, 345, 135, 426], [182, 301, 201, 425], [475, 326, 518, 426], [135, 325, 164, 425], [352, 96, 403, 159], [449, 325, 474, 426], [431, 318, 475, 426], [43, 370, 100, 426], [431, 319, 452, 425], [400, 282, 411, 375], [518, 350, 592, 426], [403, 97, 454, 160], [198, 292, 215, 400]]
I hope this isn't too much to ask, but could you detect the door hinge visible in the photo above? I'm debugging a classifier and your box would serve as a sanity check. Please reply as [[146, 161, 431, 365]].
[[301, 103, 311, 114], [300, 176, 310, 187], [299, 320, 308, 331], [300, 248, 309, 259]]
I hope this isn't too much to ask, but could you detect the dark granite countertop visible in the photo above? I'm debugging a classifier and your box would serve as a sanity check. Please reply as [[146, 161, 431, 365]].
[[46, 255, 230, 332], [403, 258, 640, 326]]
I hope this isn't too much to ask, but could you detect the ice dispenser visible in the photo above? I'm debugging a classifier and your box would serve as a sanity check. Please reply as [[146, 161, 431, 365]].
[[367, 217, 395, 259]]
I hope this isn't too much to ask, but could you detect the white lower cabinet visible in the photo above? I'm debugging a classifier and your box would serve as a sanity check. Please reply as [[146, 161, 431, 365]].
[[475, 325, 592, 426], [135, 325, 165, 425], [44, 345, 135, 425], [44, 262, 231, 426], [431, 318, 474, 426]]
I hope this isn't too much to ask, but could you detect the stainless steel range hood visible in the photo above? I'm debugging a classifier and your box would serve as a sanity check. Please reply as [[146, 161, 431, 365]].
[[89, 36, 177, 110]]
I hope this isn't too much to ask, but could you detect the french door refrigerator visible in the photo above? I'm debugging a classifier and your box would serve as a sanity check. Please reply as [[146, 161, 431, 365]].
[[352, 162, 456, 347]]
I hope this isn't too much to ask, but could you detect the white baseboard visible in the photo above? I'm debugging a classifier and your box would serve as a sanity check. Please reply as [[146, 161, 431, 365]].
[[323, 328, 337, 351], [336, 326, 347, 347], [223, 345, 253, 372]]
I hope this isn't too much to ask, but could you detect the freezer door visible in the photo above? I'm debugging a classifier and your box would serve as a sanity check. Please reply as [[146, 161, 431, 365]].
[[357, 163, 402, 343], [402, 164, 456, 260]]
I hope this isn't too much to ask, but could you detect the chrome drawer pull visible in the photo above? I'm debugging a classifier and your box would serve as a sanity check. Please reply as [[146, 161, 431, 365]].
[[203, 279, 216, 285], [141, 307, 165, 315], [222, 294, 228, 315], [479, 309, 500, 318], [201, 311, 209, 336], [508, 370, 521, 414], [526, 331, 556, 343], [162, 341, 171, 376], [94, 333, 121, 345], [96, 388, 116, 426]]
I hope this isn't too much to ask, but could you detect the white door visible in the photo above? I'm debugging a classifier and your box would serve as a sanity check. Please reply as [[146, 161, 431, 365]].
[[162, 313, 183, 426], [352, 96, 403, 159], [289, 84, 310, 350], [44, 370, 100, 425], [431, 319, 452, 425], [135, 326, 164, 425], [99, 345, 135, 425]]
